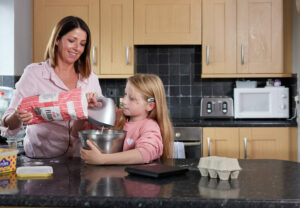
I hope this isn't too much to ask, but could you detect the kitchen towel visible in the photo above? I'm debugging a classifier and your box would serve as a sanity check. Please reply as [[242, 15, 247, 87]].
[[173, 142, 186, 159]]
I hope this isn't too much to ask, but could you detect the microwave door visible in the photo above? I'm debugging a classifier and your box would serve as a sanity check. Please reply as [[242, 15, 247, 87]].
[[237, 92, 272, 118]]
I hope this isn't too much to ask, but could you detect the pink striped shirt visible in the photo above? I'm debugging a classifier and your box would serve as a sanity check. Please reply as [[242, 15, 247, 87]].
[[123, 118, 163, 163], [1, 60, 102, 158]]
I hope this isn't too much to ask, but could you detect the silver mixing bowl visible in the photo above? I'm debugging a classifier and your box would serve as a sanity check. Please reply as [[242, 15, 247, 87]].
[[79, 129, 126, 153]]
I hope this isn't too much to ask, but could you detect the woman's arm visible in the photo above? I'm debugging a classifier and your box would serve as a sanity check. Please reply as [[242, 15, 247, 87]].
[[4, 109, 32, 130]]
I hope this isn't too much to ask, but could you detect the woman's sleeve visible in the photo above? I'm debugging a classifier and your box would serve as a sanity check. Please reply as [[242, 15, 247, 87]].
[[135, 121, 163, 163], [1, 66, 37, 136]]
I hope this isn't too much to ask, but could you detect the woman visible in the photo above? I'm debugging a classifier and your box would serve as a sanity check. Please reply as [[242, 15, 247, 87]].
[[1, 16, 102, 158]]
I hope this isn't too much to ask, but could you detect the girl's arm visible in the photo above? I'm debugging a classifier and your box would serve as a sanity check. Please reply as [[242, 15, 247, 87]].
[[80, 140, 144, 165]]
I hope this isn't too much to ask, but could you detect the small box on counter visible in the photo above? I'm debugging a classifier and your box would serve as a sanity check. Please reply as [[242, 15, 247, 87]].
[[0, 145, 18, 174]]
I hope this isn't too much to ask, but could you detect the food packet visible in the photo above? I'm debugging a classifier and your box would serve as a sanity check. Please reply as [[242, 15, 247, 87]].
[[18, 88, 88, 125]]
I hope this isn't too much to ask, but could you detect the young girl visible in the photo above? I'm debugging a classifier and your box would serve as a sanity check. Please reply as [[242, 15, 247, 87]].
[[80, 73, 174, 164]]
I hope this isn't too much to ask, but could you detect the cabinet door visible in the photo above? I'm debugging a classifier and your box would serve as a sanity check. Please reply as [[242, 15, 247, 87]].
[[202, 0, 237, 75], [237, 0, 283, 74], [33, 0, 99, 73], [203, 128, 239, 158], [100, 0, 134, 78], [134, 0, 201, 44], [239, 128, 290, 160]]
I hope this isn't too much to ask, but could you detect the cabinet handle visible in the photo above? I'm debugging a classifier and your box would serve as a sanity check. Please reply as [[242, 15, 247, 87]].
[[241, 44, 245, 65], [92, 45, 96, 66], [207, 137, 210, 156], [206, 45, 210, 65], [126, 46, 130, 65], [244, 137, 247, 159]]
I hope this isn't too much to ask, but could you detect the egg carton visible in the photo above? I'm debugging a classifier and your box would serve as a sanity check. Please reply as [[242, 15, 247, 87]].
[[198, 156, 242, 180]]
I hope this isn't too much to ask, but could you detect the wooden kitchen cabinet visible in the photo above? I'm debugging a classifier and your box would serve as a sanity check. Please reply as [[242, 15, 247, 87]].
[[33, 0, 133, 78], [202, 127, 298, 161], [100, 0, 134, 78], [33, 0, 99, 71], [202, 0, 237, 75], [202, 127, 240, 158], [202, 0, 293, 78], [134, 0, 202, 45]]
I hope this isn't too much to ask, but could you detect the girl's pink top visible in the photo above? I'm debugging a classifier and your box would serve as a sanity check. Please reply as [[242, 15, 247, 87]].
[[123, 118, 163, 163], [1, 60, 102, 158]]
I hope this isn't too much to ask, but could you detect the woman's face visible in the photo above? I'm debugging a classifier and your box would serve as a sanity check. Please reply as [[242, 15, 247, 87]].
[[56, 28, 87, 65]]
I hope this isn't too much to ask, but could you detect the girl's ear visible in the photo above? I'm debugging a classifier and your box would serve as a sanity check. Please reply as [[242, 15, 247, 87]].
[[146, 102, 156, 112]]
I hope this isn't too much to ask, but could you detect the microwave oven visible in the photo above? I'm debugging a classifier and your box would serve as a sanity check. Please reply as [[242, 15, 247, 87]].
[[234, 87, 289, 119]]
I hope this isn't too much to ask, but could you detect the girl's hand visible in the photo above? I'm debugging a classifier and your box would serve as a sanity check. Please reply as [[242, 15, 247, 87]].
[[15, 109, 33, 125], [86, 92, 99, 108], [80, 140, 106, 165]]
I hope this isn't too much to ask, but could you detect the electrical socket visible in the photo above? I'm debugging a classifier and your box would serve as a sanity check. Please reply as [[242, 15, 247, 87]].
[[107, 88, 117, 97]]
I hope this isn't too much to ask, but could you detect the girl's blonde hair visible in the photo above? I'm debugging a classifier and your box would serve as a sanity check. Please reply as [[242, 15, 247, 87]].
[[44, 16, 91, 79], [114, 73, 174, 158]]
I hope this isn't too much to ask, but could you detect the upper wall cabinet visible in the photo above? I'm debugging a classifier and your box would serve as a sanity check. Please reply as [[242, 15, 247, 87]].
[[33, 0, 134, 78], [33, 0, 99, 71], [100, 0, 134, 78], [202, 0, 237, 75], [134, 0, 202, 45], [202, 0, 293, 78]]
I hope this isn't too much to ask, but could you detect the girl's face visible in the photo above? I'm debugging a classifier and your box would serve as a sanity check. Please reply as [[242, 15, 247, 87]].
[[122, 82, 150, 122], [56, 28, 87, 65]]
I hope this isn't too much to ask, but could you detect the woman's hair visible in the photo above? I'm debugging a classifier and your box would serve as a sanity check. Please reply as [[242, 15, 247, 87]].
[[44, 16, 91, 78], [115, 73, 174, 159]]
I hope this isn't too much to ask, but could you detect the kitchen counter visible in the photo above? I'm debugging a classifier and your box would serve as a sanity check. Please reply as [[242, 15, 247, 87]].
[[1, 156, 300, 208], [171, 118, 298, 127]]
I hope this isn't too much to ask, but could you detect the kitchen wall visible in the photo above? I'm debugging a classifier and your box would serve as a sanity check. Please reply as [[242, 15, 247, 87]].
[[293, 0, 300, 76], [0, 0, 31, 86], [0, 0, 14, 76], [292, 0, 300, 161]]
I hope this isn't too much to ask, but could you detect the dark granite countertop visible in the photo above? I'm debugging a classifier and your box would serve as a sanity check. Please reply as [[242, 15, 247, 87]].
[[1, 156, 300, 207], [171, 118, 298, 127]]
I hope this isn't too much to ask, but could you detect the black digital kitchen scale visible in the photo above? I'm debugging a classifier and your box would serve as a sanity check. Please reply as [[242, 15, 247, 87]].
[[125, 164, 188, 178]]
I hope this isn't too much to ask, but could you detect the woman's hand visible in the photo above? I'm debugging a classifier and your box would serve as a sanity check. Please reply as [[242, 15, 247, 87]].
[[15, 109, 33, 125], [86, 92, 99, 108], [80, 140, 106, 165]]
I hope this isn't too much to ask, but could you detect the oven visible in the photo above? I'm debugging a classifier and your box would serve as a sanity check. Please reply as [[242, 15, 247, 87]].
[[173, 127, 202, 159]]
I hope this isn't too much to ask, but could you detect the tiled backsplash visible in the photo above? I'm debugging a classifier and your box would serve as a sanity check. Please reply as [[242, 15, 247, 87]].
[[1, 45, 297, 120]]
